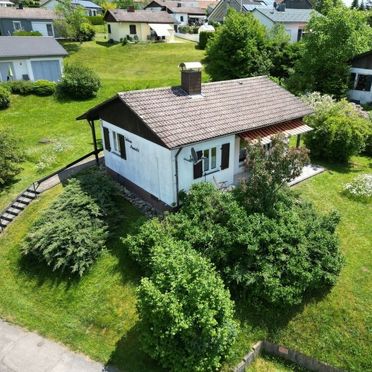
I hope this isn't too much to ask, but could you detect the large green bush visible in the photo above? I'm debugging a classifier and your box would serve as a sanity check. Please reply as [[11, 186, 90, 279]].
[[57, 64, 101, 99], [22, 169, 120, 275], [137, 240, 238, 372], [79, 22, 95, 41], [0, 86, 11, 109], [198, 31, 214, 49], [30, 80, 56, 96], [87, 15, 104, 25], [7, 80, 34, 95], [0, 130, 23, 186], [302, 93, 370, 162]]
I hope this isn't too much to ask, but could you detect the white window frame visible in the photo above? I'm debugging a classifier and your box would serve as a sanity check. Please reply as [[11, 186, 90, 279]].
[[202, 146, 217, 173], [13, 21, 22, 31], [112, 131, 120, 154]]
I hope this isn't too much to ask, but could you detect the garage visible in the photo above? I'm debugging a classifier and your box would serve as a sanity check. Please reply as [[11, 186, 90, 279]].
[[31, 60, 62, 82]]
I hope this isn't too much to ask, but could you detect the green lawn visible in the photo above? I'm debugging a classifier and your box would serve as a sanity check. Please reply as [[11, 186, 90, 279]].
[[0, 40, 205, 211], [247, 353, 307, 371]]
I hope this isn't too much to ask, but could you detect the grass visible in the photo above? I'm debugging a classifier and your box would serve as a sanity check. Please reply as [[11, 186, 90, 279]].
[[0, 39, 205, 211], [247, 353, 308, 371]]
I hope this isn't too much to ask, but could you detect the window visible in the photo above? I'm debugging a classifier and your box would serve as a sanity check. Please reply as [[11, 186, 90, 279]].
[[193, 146, 217, 179], [239, 148, 246, 162], [112, 131, 127, 159], [46, 23, 54, 37], [107, 24, 111, 33], [13, 21, 21, 31], [180, 16, 184, 22], [355, 74, 372, 92], [103, 127, 111, 151], [349, 72, 356, 89], [129, 24, 137, 35], [112, 131, 119, 152], [221, 143, 230, 170], [297, 29, 303, 41]]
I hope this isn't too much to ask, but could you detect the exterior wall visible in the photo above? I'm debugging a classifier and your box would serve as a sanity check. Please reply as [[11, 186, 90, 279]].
[[348, 67, 372, 104], [0, 56, 63, 81], [0, 18, 57, 36], [108, 21, 174, 42], [172, 134, 236, 200], [101, 120, 176, 206], [173, 12, 188, 26]]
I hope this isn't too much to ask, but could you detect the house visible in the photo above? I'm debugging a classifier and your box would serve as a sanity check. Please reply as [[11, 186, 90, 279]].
[[0, 36, 67, 82], [0, 7, 58, 36], [104, 9, 175, 42], [348, 50, 372, 105], [144, 1, 206, 29], [0, 1, 15, 8], [41, 0, 103, 17], [251, 8, 317, 42], [77, 62, 313, 208], [208, 0, 312, 24]]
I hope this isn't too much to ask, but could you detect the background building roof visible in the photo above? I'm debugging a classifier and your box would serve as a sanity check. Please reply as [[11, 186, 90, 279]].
[[71, 0, 102, 8], [253, 8, 317, 23], [0, 36, 68, 58], [105, 9, 175, 23], [0, 7, 57, 19]]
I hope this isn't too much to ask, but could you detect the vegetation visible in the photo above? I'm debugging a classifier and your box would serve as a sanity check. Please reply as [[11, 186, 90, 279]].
[[22, 169, 121, 276], [87, 15, 104, 25], [343, 174, 372, 201], [137, 240, 238, 372], [312, 0, 345, 14], [3, 80, 56, 97], [288, 8, 372, 98], [302, 93, 370, 162], [13, 30, 42, 36], [198, 31, 214, 49], [29, 80, 56, 96], [0, 131, 23, 186], [0, 86, 11, 109], [57, 64, 101, 99]]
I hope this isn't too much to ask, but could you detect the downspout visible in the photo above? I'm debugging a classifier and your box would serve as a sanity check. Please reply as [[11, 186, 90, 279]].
[[175, 147, 183, 207]]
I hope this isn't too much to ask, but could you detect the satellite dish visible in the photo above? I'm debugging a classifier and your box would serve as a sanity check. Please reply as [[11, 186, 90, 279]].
[[191, 148, 199, 163]]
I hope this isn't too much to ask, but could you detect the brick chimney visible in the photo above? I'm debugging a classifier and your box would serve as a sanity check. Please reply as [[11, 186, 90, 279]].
[[179, 62, 202, 96]]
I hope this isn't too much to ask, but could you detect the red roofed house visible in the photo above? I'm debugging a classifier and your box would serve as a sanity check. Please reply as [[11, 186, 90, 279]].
[[78, 63, 313, 208]]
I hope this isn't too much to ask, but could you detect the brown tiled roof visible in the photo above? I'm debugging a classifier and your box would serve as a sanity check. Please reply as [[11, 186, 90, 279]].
[[79, 76, 313, 149], [0, 7, 58, 20], [105, 9, 175, 23]]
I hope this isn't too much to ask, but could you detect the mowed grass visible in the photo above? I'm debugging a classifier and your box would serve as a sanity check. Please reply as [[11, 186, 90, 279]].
[[0, 40, 205, 210]]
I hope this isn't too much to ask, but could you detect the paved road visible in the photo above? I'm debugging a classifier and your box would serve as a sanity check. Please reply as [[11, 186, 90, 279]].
[[0, 320, 113, 372]]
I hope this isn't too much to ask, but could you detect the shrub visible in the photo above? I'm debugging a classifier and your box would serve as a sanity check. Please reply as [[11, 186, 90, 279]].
[[13, 30, 42, 36], [0, 86, 11, 109], [57, 64, 101, 99], [198, 31, 213, 49], [22, 169, 120, 275], [87, 15, 104, 25], [79, 22, 95, 41], [0, 130, 23, 186], [343, 174, 372, 201], [137, 240, 238, 372], [31, 80, 56, 96], [302, 93, 370, 162], [7, 80, 34, 95]]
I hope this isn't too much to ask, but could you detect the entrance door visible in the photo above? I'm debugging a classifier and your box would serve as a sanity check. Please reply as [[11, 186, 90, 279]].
[[31, 60, 61, 81]]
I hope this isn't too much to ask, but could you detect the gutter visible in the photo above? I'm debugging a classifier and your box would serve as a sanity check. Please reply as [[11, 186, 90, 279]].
[[175, 147, 183, 207]]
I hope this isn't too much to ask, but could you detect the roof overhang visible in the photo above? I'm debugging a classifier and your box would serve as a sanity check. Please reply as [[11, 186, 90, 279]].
[[239, 119, 312, 144]]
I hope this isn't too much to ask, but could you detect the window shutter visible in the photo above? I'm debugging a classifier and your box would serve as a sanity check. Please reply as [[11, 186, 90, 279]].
[[118, 134, 126, 159], [103, 127, 111, 151], [221, 143, 230, 170], [193, 150, 203, 179]]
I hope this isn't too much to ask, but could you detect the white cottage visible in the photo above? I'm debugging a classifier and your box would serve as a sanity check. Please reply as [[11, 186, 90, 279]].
[[348, 50, 372, 105], [77, 63, 312, 208]]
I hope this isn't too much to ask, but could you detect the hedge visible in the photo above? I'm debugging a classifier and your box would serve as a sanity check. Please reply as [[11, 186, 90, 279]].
[[87, 15, 104, 25], [198, 31, 214, 49]]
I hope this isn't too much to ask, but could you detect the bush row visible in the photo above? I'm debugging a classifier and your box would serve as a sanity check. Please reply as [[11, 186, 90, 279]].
[[178, 25, 199, 34], [13, 30, 42, 36], [1, 80, 56, 97], [22, 169, 121, 276]]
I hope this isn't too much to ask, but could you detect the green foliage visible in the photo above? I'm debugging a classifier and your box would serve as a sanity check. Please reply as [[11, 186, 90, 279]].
[[30, 80, 56, 96], [205, 10, 271, 80], [87, 15, 104, 25], [137, 240, 238, 372], [235, 135, 309, 214], [302, 93, 370, 162], [312, 0, 345, 14], [0, 130, 23, 186], [6, 80, 33, 95], [13, 30, 42, 36], [0, 86, 11, 109], [288, 8, 372, 98], [22, 169, 120, 276], [198, 31, 214, 49], [79, 22, 96, 41], [57, 64, 101, 99]]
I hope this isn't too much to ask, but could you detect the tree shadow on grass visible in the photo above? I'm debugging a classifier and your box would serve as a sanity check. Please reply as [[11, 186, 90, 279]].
[[313, 159, 365, 175], [96, 40, 117, 48], [106, 324, 164, 372], [61, 42, 81, 54]]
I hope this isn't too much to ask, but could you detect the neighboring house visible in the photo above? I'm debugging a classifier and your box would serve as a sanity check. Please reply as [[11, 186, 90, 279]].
[[77, 62, 313, 208], [348, 50, 372, 105], [0, 1, 15, 8], [145, 1, 206, 29], [251, 8, 317, 42], [0, 36, 67, 82], [0, 7, 58, 36], [104, 9, 175, 42], [41, 0, 103, 16]]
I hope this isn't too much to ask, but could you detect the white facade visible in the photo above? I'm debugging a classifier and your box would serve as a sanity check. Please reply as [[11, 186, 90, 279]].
[[31, 21, 55, 36], [0, 57, 64, 81], [101, 120, 244, 206], [348, 67, 372, 104]]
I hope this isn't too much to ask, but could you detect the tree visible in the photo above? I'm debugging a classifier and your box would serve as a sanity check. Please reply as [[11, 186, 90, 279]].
[[351, 0, 359, 8], [137, 240, 238, 372], [205, 9, 272, 81], [312, 0, 345, 14], [235, 135, 309, 214], [0, 130, 23, 186], [288, 8, 372, 98]]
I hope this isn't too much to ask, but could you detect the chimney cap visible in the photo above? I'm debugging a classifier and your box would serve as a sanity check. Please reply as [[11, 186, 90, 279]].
[[179, 62, 202, 71]]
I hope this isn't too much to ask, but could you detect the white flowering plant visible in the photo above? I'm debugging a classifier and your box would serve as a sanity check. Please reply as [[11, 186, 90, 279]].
[[343, 174, 372, 201]]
